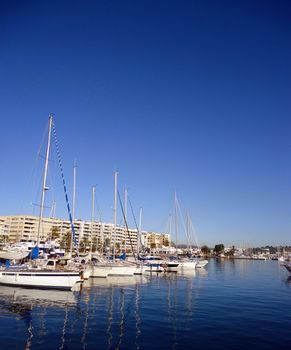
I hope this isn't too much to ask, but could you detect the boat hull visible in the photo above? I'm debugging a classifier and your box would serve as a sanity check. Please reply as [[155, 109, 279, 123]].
[[133, 264, 145, 275], [0, 270, 82, 290], [90, 265, 112, 278], [178, 261, 197, 270], [144, 263, 164, 272], [82, 267, 92, 279], [196, 260, 208, 268], [107, 265, 136, 276], [163, 263, 179, 272]]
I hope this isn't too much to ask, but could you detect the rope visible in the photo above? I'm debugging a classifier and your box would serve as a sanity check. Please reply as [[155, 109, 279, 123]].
[[128, 196, 144, 251], [117, 190, 136, 261], [52, 120, 78, 255]]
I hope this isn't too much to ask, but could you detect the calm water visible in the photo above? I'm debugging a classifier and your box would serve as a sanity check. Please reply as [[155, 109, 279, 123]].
[[0, 259, 290, 349]]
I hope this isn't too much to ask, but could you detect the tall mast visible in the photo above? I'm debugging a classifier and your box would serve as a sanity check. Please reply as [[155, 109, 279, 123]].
[[70, 160, 77, 255], [37, 114, 53, 246], [137, 207, 143, 254], [124, 187, 127, 252], [90, 185, 95, 253], [124, 187, 127, 223], [174, 192, 178, 256], [186, 211, 189, 251], [113, 171, 117, 260]]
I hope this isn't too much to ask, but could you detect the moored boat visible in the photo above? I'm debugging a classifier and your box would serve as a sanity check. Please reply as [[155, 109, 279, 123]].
[[162, 261, 179, 272], [195, 259, 208, 268], [178, 260, 197, 270], [107, 263, 136, 276], [0, 268, 82, 290], [90, 264, 112, 278], [0, 115, 81, 291]]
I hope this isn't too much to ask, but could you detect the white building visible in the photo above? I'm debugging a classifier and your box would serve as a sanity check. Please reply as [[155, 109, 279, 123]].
[[0, 215, 169, 254]]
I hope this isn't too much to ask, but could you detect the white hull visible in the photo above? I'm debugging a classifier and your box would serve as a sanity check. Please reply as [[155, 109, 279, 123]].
[[144, 263, 164, 272], [196, 260, 208, 268], [178, 261, 197, 270], [82, 267, 92, 279], [0, 270, 81, 290], [90, 265, 112, 278], [107, 265, 136, 276], [163, 263, 179, 272], [133, 265, 145, 275]]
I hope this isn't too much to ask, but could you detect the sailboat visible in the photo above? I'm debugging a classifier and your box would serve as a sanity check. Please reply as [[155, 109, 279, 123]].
[[89, 186, 112, 278], [105, 172, 136, 276], [0, 115, 82, 290], [121, 194, 146, 275], [173, 194, 198, 271]]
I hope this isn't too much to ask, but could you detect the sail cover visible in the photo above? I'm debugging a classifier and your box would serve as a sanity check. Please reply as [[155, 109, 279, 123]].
[[30, 246, 39, 260], [0, 251, 30, 260]]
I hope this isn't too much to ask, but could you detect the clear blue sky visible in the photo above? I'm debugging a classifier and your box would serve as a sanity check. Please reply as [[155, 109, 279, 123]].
[[1, 0, 291, 247]]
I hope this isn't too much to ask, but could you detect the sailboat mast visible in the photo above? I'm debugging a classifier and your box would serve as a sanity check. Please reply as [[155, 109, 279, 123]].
[[137, 207, 143, 255], [124, 187, 127, 223], [186, 210, 190, 251], [124, 187, 127, 252], [174, 192, 178, 256], [70, 160, 77, 255], [90, 185, 95, 253], [37, 114, 53, 246], [113, 171, 118, 260]]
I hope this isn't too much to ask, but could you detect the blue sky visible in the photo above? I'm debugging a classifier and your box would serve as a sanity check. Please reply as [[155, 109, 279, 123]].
[[0, 0, 291, 246]]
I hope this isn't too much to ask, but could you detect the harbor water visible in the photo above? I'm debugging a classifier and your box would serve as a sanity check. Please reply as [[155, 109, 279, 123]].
[[0, 259, 290, 349]]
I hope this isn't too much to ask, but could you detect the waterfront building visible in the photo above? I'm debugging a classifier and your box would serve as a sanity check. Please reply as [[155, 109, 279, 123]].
[[0, 215, 169, 253], [145, 231, 170, 249]]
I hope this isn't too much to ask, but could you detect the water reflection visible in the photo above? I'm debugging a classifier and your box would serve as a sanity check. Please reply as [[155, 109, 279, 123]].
[[0, 286, 78, 307], [76, 275, 149, 349], [0, 261, 290, 349], [0, 286, 79, 349], [83, 275, 149, 288], [0, 272, 203, 349], [167, 273, 178, 350]]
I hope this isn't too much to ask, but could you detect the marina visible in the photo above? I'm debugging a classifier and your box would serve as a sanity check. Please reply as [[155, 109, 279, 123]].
[[0, 259, 290, 349], [1, 1, 290, 349]]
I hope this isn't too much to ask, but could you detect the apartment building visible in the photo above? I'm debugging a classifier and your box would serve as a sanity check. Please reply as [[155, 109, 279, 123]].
[[145, 232, 170, 249], [0, 215, 169, 253]]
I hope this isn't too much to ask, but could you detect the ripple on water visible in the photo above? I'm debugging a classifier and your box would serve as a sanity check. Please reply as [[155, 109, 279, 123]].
[[0, 260, 290, 349]]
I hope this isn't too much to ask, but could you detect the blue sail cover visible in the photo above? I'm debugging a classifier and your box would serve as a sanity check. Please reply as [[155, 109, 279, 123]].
[[31, 246, 39, 260], [118, 252, 126, 260]]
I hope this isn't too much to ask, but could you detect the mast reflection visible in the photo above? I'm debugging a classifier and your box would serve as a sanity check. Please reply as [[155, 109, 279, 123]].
[[0, 286, 78, 349]]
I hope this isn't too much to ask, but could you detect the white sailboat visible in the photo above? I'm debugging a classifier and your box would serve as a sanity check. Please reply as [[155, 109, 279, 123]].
[[133, 207, 145, 275], [0, 115, 82, 290], [106, 172, 135, 276], [124, 204, 146, 275], [89, 186, 112, 277]]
